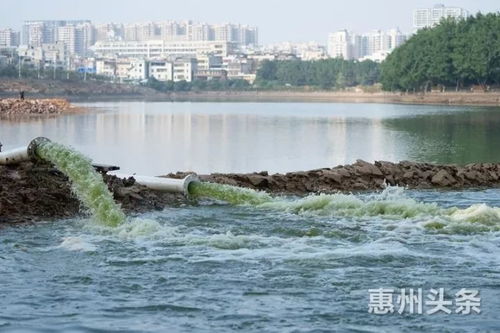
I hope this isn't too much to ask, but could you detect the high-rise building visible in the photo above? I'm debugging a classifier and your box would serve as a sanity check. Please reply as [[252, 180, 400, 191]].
[[57, 22, 94, 56], [413, 4, 469, 30], [327, 28, 408, 62], [327, 30, 352, 59], [124, 22, 158, 41], [116, 21, 258, 46], [22, 20, 91, 47], [94, 23, 124, 42], [0, 29, 20, 47]]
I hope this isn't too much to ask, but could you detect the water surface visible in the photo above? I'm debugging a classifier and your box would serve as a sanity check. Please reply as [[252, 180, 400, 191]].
[[1, 102, 500, 174], [1, 187, 500, 332], [2, 102, 500, 332]]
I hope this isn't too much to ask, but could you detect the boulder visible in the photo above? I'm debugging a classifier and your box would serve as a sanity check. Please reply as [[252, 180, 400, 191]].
[[353, 159, 383, 176], [431, 170, 456, 187]]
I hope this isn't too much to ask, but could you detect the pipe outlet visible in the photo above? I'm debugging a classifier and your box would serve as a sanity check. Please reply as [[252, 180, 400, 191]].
[[113, 173, 200, 195], [0, 137, 51, 165]]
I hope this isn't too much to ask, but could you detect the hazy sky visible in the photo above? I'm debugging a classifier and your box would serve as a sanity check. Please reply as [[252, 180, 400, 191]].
[[1, 0, 498, 43]]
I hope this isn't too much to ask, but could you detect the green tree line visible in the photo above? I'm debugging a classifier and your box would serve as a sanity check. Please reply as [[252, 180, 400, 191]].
[[255, 58, 380, 89], [381, 13, 500, 92]]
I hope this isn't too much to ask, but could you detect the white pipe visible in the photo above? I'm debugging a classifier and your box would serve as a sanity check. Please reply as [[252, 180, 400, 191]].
[[113, 173, 199, 195], [0, 137, 51, 165], [0, 146, 30, 165]]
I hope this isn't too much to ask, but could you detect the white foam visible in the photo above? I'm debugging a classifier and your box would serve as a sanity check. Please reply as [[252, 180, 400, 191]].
[[57, 236, 97, 252]]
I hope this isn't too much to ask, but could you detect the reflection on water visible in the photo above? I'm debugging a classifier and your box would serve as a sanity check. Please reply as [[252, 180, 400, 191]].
[[0, 102, 499, 175], [385, 110, 500, 164]]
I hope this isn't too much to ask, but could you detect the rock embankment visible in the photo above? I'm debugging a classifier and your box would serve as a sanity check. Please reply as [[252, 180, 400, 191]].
[[0, 98, 75, 116], [169, 160, 500, 194], [0, 162, 186, 224], [3, 159, 500, 224]]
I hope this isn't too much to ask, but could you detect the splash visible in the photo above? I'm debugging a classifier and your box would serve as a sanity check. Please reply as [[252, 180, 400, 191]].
[[57, 236, 97, 252], [189, 181, 500, 234], [36, 141, 126, 227], [189, 181, 273, 205]]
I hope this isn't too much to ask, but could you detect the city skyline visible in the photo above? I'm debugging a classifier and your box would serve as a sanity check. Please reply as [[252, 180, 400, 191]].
[[1, 0, 498, 44]]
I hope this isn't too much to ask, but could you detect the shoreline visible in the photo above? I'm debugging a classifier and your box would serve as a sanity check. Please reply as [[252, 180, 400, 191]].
[[2, 159, 500, 224], [1, 78, 499, 106], [2, 91, 500, 107]]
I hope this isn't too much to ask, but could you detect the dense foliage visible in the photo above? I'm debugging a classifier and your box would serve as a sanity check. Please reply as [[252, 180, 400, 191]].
[[381, 13, 500, 91], [255, 59, 380, 89]]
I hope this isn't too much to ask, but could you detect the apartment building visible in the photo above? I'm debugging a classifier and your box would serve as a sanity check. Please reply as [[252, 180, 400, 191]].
[[173, 58, 197, 82], [22, 20, 91, 46], [327, 30, 352, 59], [328, 28, 407, 62], [57, 23, 94, 56], [92, 21, 258, 46], [413, 4, 469, 30], [0, 29, 20, 48], [149, 60, 173, 81]]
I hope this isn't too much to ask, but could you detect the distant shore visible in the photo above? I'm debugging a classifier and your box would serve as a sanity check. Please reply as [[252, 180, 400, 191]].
[[144, 90, 500, 106], [1, 79, 499, 106]]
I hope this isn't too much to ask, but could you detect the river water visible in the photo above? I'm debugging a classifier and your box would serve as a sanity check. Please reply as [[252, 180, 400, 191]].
[[2, 102, 500, 175], [1, 102, 500, 332]]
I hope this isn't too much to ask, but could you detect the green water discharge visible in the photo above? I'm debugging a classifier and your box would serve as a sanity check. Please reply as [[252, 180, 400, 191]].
[[189, 182, 273, 205], [36, 141, 126, 227], [32, 140, 500, 234], [189, 181, 500, 234]]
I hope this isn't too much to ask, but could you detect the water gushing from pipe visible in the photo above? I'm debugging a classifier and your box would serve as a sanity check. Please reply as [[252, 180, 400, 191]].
[[35, 140, 126, 227]]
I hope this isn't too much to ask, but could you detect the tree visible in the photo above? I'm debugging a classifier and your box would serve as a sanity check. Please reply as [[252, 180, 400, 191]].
[[381, 13, 500, 91]]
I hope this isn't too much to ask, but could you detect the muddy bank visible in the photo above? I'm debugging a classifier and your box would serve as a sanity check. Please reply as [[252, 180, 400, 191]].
[[168, 160, 500, 194], [0, 98, 78, 117], [3, 159, 500, 224], [0, 161, 186, 224]]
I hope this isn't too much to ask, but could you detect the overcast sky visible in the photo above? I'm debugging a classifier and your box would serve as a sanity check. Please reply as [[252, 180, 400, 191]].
[[1, 0, 498, 43]]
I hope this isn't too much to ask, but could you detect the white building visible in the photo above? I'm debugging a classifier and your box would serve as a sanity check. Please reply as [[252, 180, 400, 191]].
[[196, 55, 223, 71], [22, 20, 91, 47], [17, 43, 69, 70], [328, 30, 352, 59], [57, 23, 94, 56], [0, 29, 20, 48], [96, 58, 117, 77], [128, 59, 149, 81], [149, 60, 173, 81], [94, 23, 124, 42], [413, 4, 469, 30], [173, 58, 197, 82], [328, 28, 407, 62], [91, 40, 236, 59], [95, 21, 258, 46]]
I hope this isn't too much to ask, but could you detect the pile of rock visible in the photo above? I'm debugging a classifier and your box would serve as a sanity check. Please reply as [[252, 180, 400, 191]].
[[0, 98, 73, 116], [167, 160, 500, 194]]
